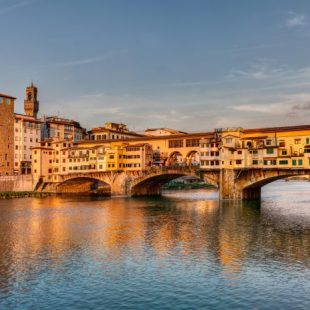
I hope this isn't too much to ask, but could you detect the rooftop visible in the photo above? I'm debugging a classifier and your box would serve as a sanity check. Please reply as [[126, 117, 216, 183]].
[[0, 93, 16, 99]]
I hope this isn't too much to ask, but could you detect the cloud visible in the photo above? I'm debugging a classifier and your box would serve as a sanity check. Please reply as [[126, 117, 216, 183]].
[[59, 56, 107, 67], [231, 93, 310, 120], [0, 0, 36, 15], [292, 102, 310, 110], [226, 59, 287, 80], [231, 103, 286, 114], [286, 11, 307, 27]]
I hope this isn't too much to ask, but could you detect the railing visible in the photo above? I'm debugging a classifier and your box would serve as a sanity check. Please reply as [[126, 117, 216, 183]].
[[148, 165, 200, 174]]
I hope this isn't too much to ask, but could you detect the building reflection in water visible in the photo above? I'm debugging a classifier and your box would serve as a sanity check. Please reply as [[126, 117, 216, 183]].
[[0, 185, 309, 294]]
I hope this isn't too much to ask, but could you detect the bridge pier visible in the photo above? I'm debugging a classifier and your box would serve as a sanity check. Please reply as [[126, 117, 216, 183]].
[[219, 169, 261, 200]]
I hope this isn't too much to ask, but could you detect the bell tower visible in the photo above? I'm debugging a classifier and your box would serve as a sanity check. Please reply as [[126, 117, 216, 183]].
[[24, 82, 39, 118]]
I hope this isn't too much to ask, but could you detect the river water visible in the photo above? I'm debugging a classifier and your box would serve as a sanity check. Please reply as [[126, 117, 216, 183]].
[[0, 181, 309, 309]]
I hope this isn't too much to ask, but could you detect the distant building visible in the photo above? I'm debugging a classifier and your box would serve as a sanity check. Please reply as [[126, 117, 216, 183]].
[[144, 128, 187, 136], [89, 122, 143, 141], [0, 93, 15, 175], [42, 116, 86, 142], [24, 82, 39, 118], [14, 83, 43, 175]]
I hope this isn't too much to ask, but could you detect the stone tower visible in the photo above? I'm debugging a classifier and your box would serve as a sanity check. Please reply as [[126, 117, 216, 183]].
[[24, 82, 39, 118]]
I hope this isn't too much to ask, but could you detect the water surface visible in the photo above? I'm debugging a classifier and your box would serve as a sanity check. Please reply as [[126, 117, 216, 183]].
[[0, 181, 309, 309]]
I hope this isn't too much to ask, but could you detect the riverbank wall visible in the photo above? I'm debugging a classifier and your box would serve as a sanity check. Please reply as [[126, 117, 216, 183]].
[[0, 175, 34, 192]]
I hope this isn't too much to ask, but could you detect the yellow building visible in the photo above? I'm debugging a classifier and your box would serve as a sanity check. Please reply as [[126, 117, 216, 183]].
[[204, 125, 310, 170]]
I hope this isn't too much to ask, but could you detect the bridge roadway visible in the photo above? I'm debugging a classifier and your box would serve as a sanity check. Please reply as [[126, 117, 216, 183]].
[[38, 166, 310, 200]]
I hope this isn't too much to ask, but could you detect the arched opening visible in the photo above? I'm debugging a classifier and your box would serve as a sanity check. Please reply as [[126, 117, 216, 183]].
[[185, 150, 200, 167], [167, 151, 184, 167], [130, 171, 216, 196], [242, 173, 310, 200], [57, 177, 111, 195]]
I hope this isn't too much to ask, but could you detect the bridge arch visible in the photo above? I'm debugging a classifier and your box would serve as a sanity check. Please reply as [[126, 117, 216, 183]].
[[131, 170, 201, 196], [56, 176, 111, 195], [240, 170, 310, 200]]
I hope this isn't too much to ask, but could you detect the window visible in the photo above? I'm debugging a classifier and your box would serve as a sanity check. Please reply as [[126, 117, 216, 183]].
[[266, 148, 274, 154], [186, 139, 200, 147], [292, 159, 296, 166], [168, 139, 184, 148], [282, 150, 287, 155], [252, 160, 258, 165], [236, 160, 242, 165], [237, 150, 242, 155], [298, 159, 303, 166], [279, 160, 288, 165], [225, 138, 232, 144], [266, 140, 272, 146], [295, 139, 301, 144], [264, 160, 276, 165], [279, 140, 285, 147], [306, 138, 310, 144]]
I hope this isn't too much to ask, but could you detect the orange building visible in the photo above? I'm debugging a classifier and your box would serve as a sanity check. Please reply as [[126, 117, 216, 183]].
[[0, 93, 15, 175]]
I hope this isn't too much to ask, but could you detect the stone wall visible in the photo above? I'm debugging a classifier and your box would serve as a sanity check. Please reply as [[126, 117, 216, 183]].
[[0, 175, 34, 192]]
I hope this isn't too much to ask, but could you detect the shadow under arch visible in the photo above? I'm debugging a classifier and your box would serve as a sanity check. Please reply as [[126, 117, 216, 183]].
[[131, 172, 201, 196], [56, 176, 111, 195]]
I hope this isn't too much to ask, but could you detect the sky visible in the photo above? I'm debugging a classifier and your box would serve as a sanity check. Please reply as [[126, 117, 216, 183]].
[[1, 0, 310, 132]]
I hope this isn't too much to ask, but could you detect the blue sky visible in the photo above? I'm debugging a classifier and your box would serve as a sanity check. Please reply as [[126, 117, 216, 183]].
[[1, 0, 310, 132]]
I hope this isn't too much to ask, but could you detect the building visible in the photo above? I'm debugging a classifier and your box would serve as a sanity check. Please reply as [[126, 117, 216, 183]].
[[122, 143, 153, 171], [14, 83, 43, 175], [89, 122, 143, 141], [0, 93, 15, 175], [24, 82, 39, 118], [42, 116, 86, 142], [14, 114, 43, 174], [144, 128, 187, 136], [32, 140, 153, 182], [200, 126, 310, 170]]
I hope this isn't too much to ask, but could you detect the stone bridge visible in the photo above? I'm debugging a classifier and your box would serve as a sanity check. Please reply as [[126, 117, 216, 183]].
[[219, 168, 310, 200], [39, 167, 210, 196], [37, 167, 310, 200]]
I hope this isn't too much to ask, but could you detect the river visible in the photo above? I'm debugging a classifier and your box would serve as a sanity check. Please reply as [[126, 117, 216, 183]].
[[0, 180, 309, 309]]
